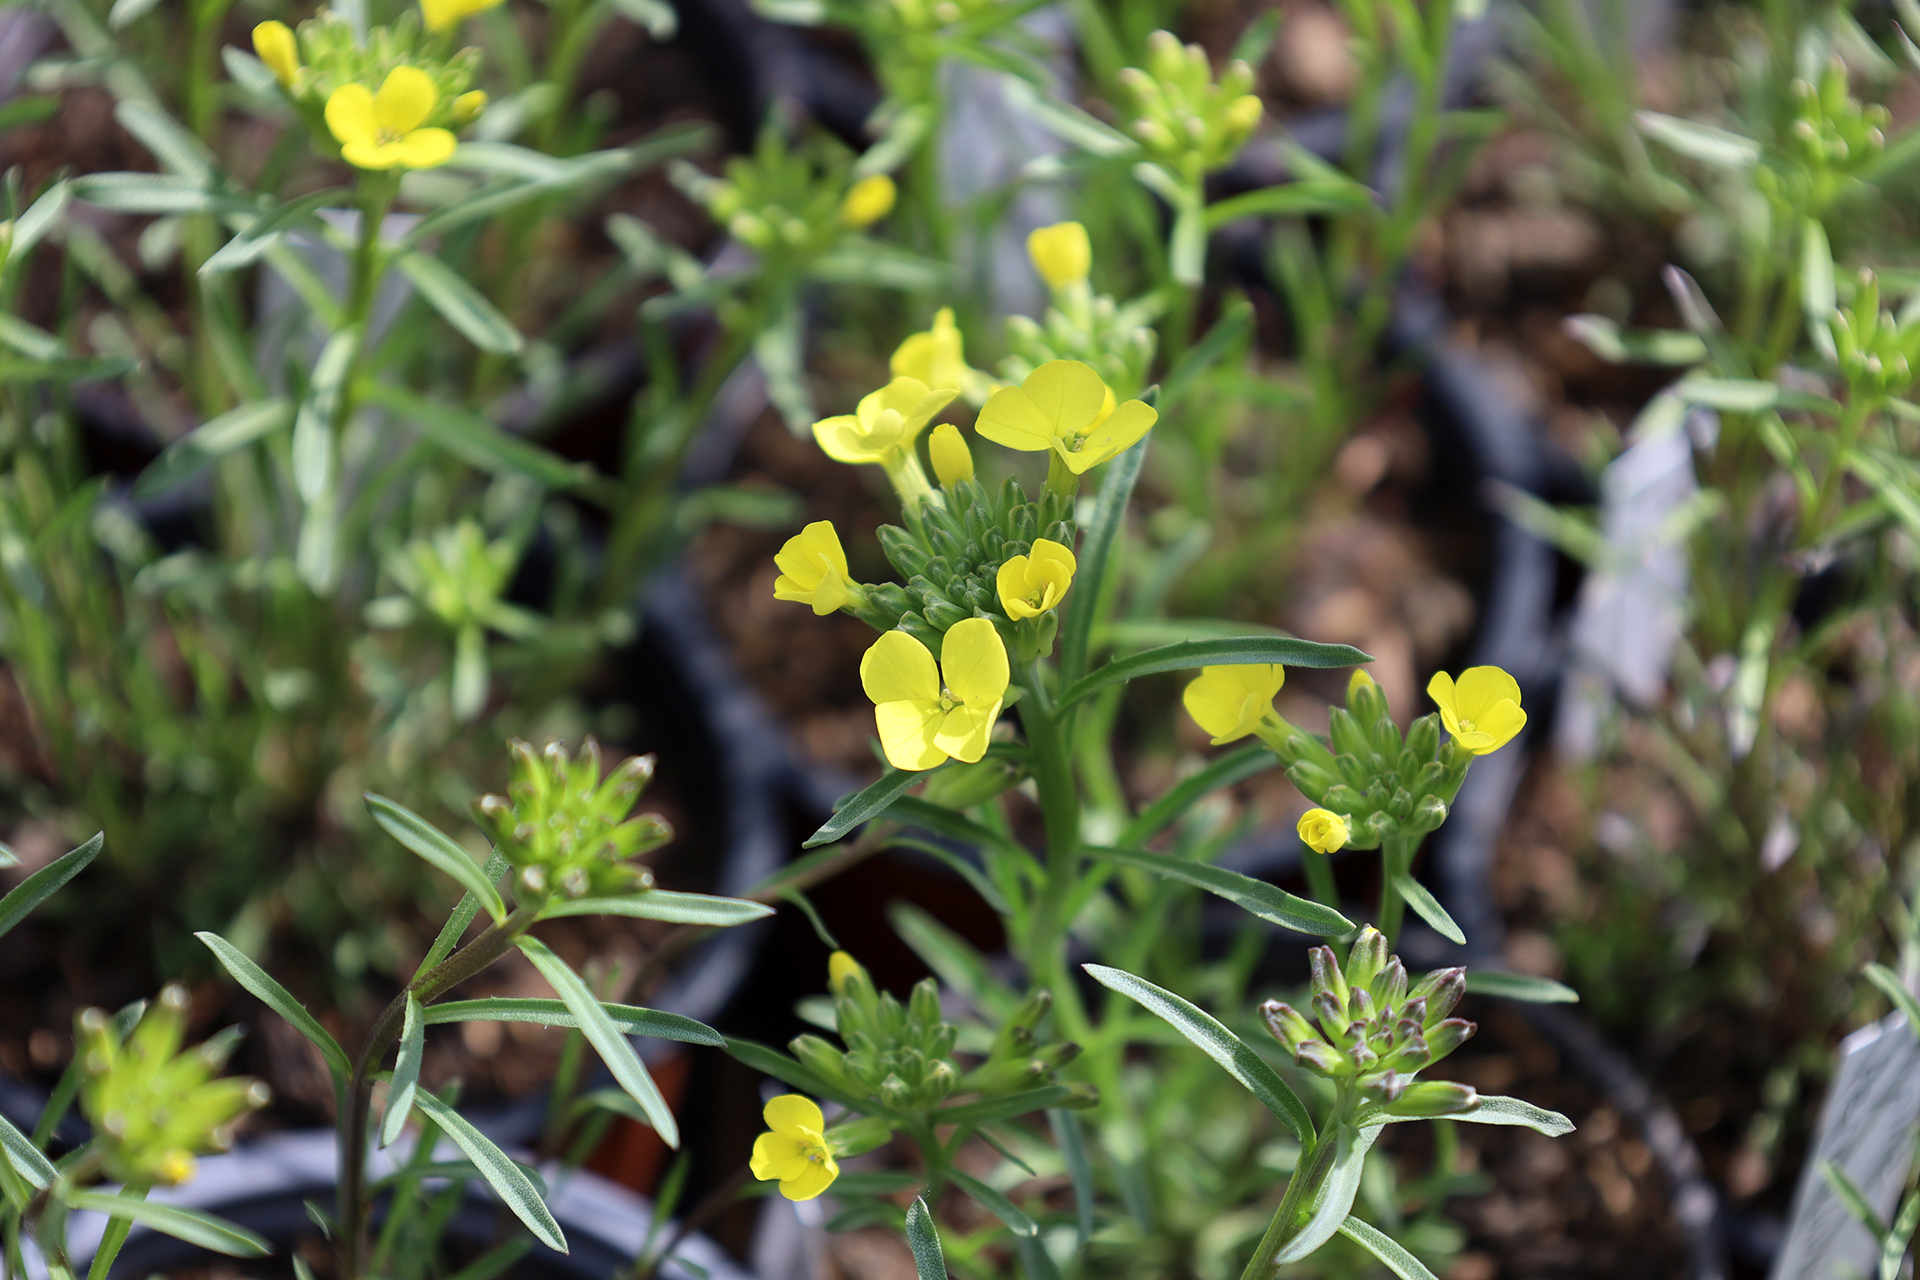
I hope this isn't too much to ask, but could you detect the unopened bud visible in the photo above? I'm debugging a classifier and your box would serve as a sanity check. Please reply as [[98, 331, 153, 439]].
[[929, 423, 974, 485], [1345, 927, 1387, 993], [1387, 1080, 1478, 1118], [1409, 967, 1466, 1023], [1424, 1018, 1475, 1063], [1260, 1000, 1315, 1052], [1294, 1039, 1344, 1075]]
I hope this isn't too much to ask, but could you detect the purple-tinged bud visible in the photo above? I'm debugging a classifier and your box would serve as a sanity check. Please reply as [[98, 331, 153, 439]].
[[1425, 1018, 1475, 1063], [1390, 1027, 1430, 1071], [1370, 958, 1407, 1012], [1347, 988, 1376, 1029], [1400, 996, 1428, 1027], [1349, 1040, 1378, 1070], [1309, 946, 1349, 1011], [1409, 967, 1466, 1023], [1313, 991, 1352, 1042], [1345, 927, 1388, 992], [1261, 1000, 1316, 1052], [1357, 1070, 1408, 1103], [1294, 1040, 1345, 1076], [1386, 1081, 1478, 1117]]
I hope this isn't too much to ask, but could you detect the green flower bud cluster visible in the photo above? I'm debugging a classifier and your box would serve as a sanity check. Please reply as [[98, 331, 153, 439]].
[[1754, 59, 1888, 215], [1261, 928, 1477, 1115], [374, 520, 537, 636], [1830, 270, 1920, 400], [1002, 294, 1159, 401], [672, 131, 852, 261], [858, 476, 1075, 659], [474, 737, 671, 901], [957, 987, 1093, 1102], [1117, 31, 1264, 175], [1271, 675, 1466, 852], [275, 10, 480, 116], [77, 986, 270, 1187]]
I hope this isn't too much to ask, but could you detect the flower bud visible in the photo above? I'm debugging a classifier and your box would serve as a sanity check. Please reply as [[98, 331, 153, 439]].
[[1390, 1026, 1430, 1071], [1027, 221, 1091, 288], [1328, 708, 1371, 760], [1059, 1081, 1100, 1109], [1286, 760, 1340, 801], [790, 1034, 849, 1083], [1261, 1000, 1315, 1052], [840, 174, 897, 228], [1424, 1018, 1475, 1063], [1294, 1040, 1345, 1075], [453, 90, 488, 124], [1296, 808, 1350, 855], [1370, 957, 1407, 1012], [1308, 945, 1349, 1014], [1345, 927, 1388, 994], [929, 423, 974, 485], [826, 1115, 895, 1156], [1408, 967, 1465, 1023], [1387, 1081, 1478, 1118], [1313, 990, 1352, 1043], [253, 21, 300, 87]]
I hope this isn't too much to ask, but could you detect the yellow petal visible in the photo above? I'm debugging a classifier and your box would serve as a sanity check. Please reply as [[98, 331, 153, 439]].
[[933, 701, 1000, 763], [780, 1153, 839, 1201], [1183, 664, 1284, 744], [390, 127, 456, 170], [975, 386, 1057, 453], [253, 22, 299, 87], [1425, 671, 1462, 738], [1464, 698, 1527, 754], [375, 65, 439, 135], [813, 414, 884, 464], [862, 631, 941, 705], [763, 1094, 826, 1135], [1453, 666, 1523, 722], [939, 617, 1009, 707], [997, 556, 1038, 619], [891, 331, 936, 384], [774, 522, 848, 590], [1027, 221, 1090, 288], [325, 83, 379, 149], [900, 387, 959, 440], [875, 700, 948, 770], [1029, 537, 1076, 579], [1297, 808, 1350, 855], [750, 1130, 811, 1181], [340, 139, 400, 170], [840, 173, 896, 228], [419, 0, 459, 29], [1065, 398, 1157, 473], [1020, 360, 1107, 434]]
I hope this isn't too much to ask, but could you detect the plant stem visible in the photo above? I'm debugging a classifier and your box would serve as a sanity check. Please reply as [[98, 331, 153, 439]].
[[1018, 662, 1082, 999], [1236, 1112, 1347, 1280], [337, 902, 539, 1280], [1376, 831, 1411, 946]]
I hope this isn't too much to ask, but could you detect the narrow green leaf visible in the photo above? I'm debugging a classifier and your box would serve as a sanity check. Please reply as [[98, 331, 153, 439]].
[[804, 767, 924, 848], [87, 1191, 141, 1280], [1002, 77, 1138, 156], [905, 1197, 949, 1279], [1562, 315, 1707, 367], [887, 902, 1020, 1017], [518, 937, 678, 1147], [723, 1037, 865, 1109], [1452, 1094, 1576, 1136], [1158, 301, 1252, 411], [0, 832, 102, 940], [1675, 376, 1779, 412], [222, 47, 282, 99], [1202, 180, 1372, 228], [934, 1087, 1072, 1128], [396, 251, 524, 353], [195, 931, 352, 1084], [414, 850, 510, 980], [1463, 971, 1579, 1003], [9, 181, 71, 262], [1049, 1109, 1094, 1250], [408, 1090, 565, 1251], [70, 172, 233, 215], [1273, 1125, 1379, 1263], [947, 1169, 1036, 1237], [358, 382, 587, 490], [1391, 875, 1464, 945], [114, 100, 217, 182], [885, 837, 1010, 915], [1058, 437, 1146, 685], [1083, 964, 1314, 1142], [1802, 219, 1836, 330], [1819, 1160, 1888, 1237], [1117, 746, 1274, 846], [364, 793, 506, 922], [1882, 1188, 1920, 1280], [535, 890, 772, 926], [1095, 848, 1352, 936], [887, 797, 1033, 863], [381, 995, 425, 1148], [1056, 636, 1373, 710], [1635, 111, 1760, 168], [424, 997, 721, 1045], [200, 191, 344, 277], [1847, 450, 1920, 545], [0, 313, 64, 362], [1336, 1215, 1439, 1280], [67, 1193, 270, 1257], [0, 1112, 55, 1190], [132, 399, 292, 498], [1865, 963, 1920, 1035]]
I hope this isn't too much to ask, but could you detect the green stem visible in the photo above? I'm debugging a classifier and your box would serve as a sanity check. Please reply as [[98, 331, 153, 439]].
[[337, 902, 539, 1280], [1237, 1111, 1347, 1280], [1018, 662, 1082, 997], [1376, 831, 1412, 946]]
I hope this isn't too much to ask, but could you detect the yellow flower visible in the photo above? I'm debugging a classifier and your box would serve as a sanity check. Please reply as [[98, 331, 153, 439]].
[[891, 308, 991, 400], [841, 174, 897, 228], [860, 618, 1008, 771], [812, 377, 956, 466], [252, 21, 300, 88], [325, 67, 457, 171], [420, 0, 503, 32], [1426, 667, 1527, 755], [773, 521, 859, 616], [929, 423, 974, 485], [996, 538, 1075, 619], [976, 360, 1156, 475], [749, 1095, 839, 1201], [828, 950, 863, 992], [1348, 669, 1375, 697], [1297, 808, 1350, 855], [1182, 664, 1284, 744], [1027, 221, 1090, 288]]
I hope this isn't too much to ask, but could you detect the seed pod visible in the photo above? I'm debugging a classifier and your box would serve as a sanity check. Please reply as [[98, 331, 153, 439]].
[[1424, 1018, 1475, 1063], [1261, 1000, 1315, 1052], [1409, 967, 1466, 1023], [1387, 1080, 1478, 1118]]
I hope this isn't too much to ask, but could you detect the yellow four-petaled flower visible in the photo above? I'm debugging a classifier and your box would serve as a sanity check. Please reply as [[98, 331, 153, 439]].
[[1426, 667, 1526, 755], [1027, 221, 1091, 288], [1297, 808, 1350, 855], [996, 538, 1076, 619], [749, 1095, 839, 1201], [976, 360, 1156, 475], [891, 308, 992, 401], [325, 67, 457, 171], [773, 521, 859, 616], [813, 377, 956, 466], [861, 618, 1009, 771], [1182, 663, 1284, 744]]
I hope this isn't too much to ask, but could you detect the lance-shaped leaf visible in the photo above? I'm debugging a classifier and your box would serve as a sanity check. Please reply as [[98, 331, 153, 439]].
[[934, 1087, 1072, 1128], [723, 1038, 864, 1109], [1392, 874, 1464, 945], [364, 794, 505, 922], [905, 1196, 949, 1280], [415, 850, 510, 980], [196, 932, 351, 1085], [1866, 963, 1920, 1033], [410, 1090, 565, 1251], [1463, 971, 1578, 1003], [1635, 111, 1760, 168], [396, 251, 524, 353], [1050, 1109, 1094, 1250], [1084, 964, 1313, 1142], [536, 890, 772, 926], [1056, 637, 1373, 709], [804, 766, 926, 848], [381, 995, 425, 1148], [0, 832, 102, 941], [133, 399, 292, 498], [1337, 1215, 1438, 1280], [1455, 1094, 1576, 1136], [1095, 848, 1352, 936], [1117, 745, 1273, 846], [948, 1169, 1036, 1237], [67, 1193, 270, 1257], [518, 937, 678, 1147], [358, 383, 590, 491], [1273, 1124, 1379, 1263], [424, 998, 722, 1045], [1, 1112, 55, 1190]]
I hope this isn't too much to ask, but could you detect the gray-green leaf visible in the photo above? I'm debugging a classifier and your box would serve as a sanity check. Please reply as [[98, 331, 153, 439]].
[[396, 251, 524, 354], [364, 793, 506, 922], [1056, 636, 1373, 710], [1096, 848, 1353, 937], [423, 997, 722, 1046], [66, 1193, 270, 1257], [1463, 971, 1578, 1003], [411, 1090, 566, 1252], [1392, 874, 1465, 945], [382, 995, 425, 1148], [905, 1197, 948, 1279], [196, 932, 352, 1086], [518, 937, 678, 1147], [947, 1169, 1036, 1237], [1336, 1215, 1439, 1280], [535, 890, 772, 926], [0, 832, 102, 941]]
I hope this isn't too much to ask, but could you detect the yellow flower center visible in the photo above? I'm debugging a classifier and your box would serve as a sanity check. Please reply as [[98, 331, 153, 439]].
[[939, 688, 958, 711], [1458, 717, 1475, 732]]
